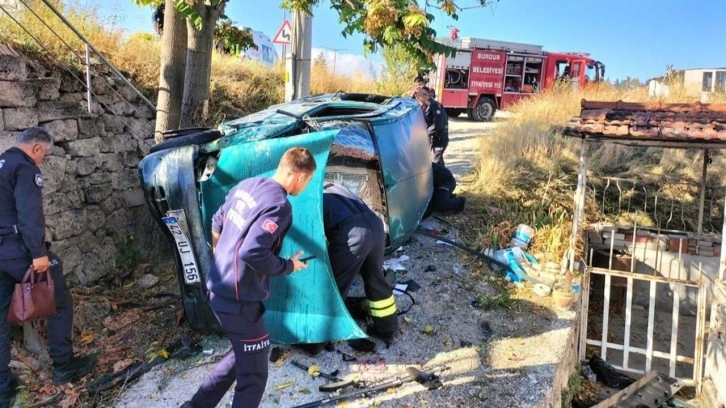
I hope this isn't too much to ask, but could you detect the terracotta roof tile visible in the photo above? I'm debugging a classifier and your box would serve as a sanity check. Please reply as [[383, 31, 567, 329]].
[[564, 100, 726, 145]]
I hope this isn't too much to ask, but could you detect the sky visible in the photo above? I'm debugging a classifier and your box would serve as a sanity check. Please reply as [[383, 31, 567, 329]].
[[96, 0, 726, 82]]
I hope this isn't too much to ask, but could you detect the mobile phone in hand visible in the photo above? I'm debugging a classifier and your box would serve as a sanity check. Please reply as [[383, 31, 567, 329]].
[[300, 254, 317, 262]]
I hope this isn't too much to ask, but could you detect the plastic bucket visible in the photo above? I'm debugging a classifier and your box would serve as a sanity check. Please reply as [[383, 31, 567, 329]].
[[511, 224, 535, 250]]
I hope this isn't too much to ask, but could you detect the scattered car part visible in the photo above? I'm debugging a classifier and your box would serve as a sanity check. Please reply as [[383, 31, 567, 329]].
[[292, 365, 449, 408]]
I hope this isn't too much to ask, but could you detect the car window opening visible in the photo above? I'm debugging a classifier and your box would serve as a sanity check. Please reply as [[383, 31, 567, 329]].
[[310, 106, 378, 118], [324, 125, 389, 233]]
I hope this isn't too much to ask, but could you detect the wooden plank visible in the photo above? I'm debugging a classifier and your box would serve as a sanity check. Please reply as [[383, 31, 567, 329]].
[[578, 270, 592, 362], [591, 371, 659, 408]]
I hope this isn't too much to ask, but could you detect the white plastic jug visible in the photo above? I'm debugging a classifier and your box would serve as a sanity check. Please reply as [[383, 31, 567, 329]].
[[511, 224, 535, 250]]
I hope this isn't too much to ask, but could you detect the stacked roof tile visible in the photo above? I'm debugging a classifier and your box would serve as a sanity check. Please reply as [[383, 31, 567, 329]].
[[564, 100, 726, 144]]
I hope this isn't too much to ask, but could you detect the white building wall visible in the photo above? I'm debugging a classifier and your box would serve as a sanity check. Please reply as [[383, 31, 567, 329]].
[[683, 69, 707, 96]]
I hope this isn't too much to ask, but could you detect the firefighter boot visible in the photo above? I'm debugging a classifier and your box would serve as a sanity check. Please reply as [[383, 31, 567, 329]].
[[370, 314, 399, 346], [344, 297, 369, 320], [53, 353, 97, 385]]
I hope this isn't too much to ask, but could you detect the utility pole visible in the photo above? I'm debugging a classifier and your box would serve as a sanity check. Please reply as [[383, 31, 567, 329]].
[[280, 10, 287, 67], [320, 47, 346, 76], [288, 9, 312, 101]]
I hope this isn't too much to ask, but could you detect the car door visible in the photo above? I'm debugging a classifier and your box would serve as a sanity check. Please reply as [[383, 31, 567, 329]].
[[371, 101, 433, 250], [199, 130, 368, 344]]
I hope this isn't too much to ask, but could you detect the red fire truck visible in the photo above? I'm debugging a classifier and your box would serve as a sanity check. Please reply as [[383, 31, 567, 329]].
[[431, 37, 605, 121]]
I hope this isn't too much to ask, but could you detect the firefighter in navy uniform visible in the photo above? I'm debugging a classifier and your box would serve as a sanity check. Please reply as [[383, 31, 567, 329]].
[[415, 88, 449, 166], [0, 128, 96, 406], [323, 183, 398, 345], [182, 147, 315, 408]]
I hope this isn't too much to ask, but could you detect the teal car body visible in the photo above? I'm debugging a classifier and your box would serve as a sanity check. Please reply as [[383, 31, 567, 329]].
[[139, 94, 432, 343]]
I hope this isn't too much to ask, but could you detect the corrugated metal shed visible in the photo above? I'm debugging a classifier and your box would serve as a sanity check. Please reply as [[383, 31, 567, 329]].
[[564, 100, 726, 148]]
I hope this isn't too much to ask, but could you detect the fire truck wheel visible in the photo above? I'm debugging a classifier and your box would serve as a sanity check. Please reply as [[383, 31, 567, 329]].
[[472, 97, 496, 122], [445, 108, 463, 118]]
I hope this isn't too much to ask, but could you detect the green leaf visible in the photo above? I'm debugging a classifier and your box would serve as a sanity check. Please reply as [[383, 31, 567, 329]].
[[382, 26, 401, 43], [131, 0, 163, 6], [173, 0, 202, 29], [402, 13, 427, 28]]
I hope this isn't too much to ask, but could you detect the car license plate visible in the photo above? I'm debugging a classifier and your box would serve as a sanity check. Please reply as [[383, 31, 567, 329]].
[[162, 216, 201, 285]]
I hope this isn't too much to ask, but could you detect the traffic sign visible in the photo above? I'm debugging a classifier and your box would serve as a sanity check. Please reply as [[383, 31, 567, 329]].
[[272, 19, 292, 45]]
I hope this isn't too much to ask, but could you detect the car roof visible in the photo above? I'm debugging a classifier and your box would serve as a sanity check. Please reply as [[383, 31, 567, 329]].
[[210, 94, 419, 150]]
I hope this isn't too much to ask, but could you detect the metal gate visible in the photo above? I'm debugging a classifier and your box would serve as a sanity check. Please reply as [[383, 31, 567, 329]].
[[579, 267, 710, 389]]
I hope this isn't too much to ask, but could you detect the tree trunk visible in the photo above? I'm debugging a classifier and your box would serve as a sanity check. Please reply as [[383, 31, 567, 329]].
[[154, 0, 187, 142], [179, 1, 225, 128]]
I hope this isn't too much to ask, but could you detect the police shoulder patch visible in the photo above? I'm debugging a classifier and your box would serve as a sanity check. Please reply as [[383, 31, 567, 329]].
[[436, 109, 441, 115], [34, 173, 43, 188]]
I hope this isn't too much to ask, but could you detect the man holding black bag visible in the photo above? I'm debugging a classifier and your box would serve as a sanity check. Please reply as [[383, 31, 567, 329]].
[[0, 128, 96, 406]]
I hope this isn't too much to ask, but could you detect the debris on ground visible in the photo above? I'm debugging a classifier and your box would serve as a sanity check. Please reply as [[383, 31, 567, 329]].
[[112, 210, 581, 407], [7, 264, 194, 407]]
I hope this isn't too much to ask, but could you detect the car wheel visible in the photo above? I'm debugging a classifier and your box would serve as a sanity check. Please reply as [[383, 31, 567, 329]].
[[473, 97, 496, 122], [149, 129, 222, 154]]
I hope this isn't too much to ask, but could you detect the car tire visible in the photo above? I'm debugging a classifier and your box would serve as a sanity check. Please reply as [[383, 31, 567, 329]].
[[472, 97, 496, 122], [149, 129, 222, 154]]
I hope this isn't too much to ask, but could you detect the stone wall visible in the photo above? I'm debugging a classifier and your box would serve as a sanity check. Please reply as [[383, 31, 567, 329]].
[[0, 49, 163, 284]]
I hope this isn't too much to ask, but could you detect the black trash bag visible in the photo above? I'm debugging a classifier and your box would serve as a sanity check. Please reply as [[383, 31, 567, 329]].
[[588, 354, 635, 389]]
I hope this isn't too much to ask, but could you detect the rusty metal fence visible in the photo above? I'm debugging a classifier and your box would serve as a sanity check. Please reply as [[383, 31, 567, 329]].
[[589, 177, 725, 235]]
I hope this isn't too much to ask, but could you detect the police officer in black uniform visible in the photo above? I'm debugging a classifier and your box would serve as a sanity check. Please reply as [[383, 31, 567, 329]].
[[323, 183, 398, 345], [0, 128, 96, 406], [182, 147, 315, 408], [424, 162, 466, 218], [415, 88, 449, 166]]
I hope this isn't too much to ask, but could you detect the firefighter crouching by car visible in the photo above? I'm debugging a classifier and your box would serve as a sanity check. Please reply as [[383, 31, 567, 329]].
[[0, 127, 97, 406], [323, 183, 398, 345], [182, 147, 315, 408], [415, 88, 449, 166]]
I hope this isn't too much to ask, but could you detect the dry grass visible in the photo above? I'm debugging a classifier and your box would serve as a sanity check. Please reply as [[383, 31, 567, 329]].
[[311, 65, 375, 95], [207, 54, 285, 124], [0, 1, 377, 126], [0, 1, 159, 88], [472, 82, 726, 260]]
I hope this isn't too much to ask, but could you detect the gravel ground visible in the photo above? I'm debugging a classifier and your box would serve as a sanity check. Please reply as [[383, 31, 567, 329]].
[[115, 114, 579, 408]]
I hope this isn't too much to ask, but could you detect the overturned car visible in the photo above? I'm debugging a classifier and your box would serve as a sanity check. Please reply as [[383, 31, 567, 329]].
[[139, 94, 432, 344]]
